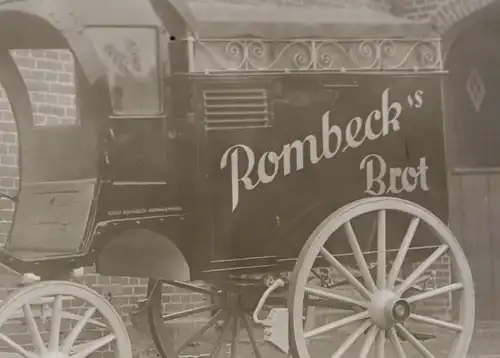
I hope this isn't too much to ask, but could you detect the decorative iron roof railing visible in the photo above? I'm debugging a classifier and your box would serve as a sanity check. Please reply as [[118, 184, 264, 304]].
[[184, 36, 443, 74]]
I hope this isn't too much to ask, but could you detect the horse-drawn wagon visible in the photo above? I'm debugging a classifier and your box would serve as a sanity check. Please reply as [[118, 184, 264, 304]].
[[0, 1, 474, 357]]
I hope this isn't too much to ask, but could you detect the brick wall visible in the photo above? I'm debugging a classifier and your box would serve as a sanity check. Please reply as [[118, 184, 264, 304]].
[[0, 49, 77, 243], [392, 0, 450, 19], [393, 0, 497, 32], [226, 0, 499, 33]]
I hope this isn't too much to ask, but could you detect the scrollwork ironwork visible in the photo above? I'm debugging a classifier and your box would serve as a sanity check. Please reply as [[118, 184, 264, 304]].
[[188, 37, 443, 73], [415, 41, 440, 68]]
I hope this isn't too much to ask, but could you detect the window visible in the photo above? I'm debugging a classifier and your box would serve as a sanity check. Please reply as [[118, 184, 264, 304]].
[[86, 27, 161, 115]]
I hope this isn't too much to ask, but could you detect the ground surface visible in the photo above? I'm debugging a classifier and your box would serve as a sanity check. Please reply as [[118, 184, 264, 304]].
[[127, 318, 500, 358]]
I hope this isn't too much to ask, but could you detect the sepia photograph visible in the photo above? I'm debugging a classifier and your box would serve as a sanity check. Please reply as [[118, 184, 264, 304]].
[[0, 0, 498, 357]]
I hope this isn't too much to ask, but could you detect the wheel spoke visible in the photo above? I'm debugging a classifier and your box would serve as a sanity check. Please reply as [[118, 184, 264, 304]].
[[376, 329, 386, 358], [377, 210, 387, 290], [396, 324, 436, 358], [388, 217, 420, 290], [71, 334, 116, 358], [0, 332, 36, 358], [395, 274, 430, 294], [22, 304, 46, 354], [388, 327, 407, 358], [344, 221, 376, 291], [305, 286, 367, 308], [320, 247, 372, 300], [409, 313, 463, 332], [61, 307, 97, 354], [395, 245, 448, 296], [305, 311, 369, 338], [211, 315, 234, 358], [407, 283, 464, 304], [359, 325, 378, 358], [231, 315, 240, 358], [177, 309, 225, 352], [241, 313, 262, 358], [59, 311, 107, 328], [306, 298, 353, 310], [71, 341, 101, 354], [331, 320, 372, 358], [163, 304, 219, 321], [49, 295, 63, 351]]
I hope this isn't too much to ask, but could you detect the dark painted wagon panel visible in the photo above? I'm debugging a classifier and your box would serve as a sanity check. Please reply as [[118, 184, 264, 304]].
[[197, 75, 448, 265]]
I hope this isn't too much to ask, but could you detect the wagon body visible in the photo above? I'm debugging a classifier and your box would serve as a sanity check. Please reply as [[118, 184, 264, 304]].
[[92, 3, 448, 279], [86, 75, 448, 281], [182, 74, 448, 272], [0, 0, 447, 280]]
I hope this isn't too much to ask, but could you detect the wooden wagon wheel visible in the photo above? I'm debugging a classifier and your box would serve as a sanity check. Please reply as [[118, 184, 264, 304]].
[[0, 281, 132, 358], [147, 278, 291, 358], [289, 197, 474, 358]]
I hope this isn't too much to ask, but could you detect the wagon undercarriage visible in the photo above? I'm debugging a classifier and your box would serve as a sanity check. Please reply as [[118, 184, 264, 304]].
[[0, 1, 475, 358], [0, 198, 472, 358]]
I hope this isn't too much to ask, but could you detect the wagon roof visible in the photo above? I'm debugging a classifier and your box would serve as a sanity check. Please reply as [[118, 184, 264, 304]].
[[184, 0, 436, 39]]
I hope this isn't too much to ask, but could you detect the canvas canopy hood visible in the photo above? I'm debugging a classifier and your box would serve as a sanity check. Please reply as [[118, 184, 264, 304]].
[[181, 1, 443, 74], [184, 1, 436, 39]]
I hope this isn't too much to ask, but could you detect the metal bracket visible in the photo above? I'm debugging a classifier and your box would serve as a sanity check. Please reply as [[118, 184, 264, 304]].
[[262, 307, 290, 354], [252, 278, 285, 325], [251, 279, 290, 354]]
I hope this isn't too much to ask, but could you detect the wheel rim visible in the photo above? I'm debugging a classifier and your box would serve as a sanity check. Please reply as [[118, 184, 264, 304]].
[[147, 279, 285, 358], [0, 281, 132, 358], [289, 197, 474, 358]]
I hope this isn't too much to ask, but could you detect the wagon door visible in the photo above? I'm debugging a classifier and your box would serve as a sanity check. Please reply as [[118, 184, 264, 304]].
[[197, 81, 278, 265], [84, 27, 183, 218], [0, 49, 101, 255], [86, 27, 169, 183]]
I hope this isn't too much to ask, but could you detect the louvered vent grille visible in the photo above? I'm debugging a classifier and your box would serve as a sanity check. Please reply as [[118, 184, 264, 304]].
[[203, 88, 270, 131]]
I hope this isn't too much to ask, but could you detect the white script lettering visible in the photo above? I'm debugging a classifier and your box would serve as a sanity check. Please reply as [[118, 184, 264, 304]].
[[360, 154, 429, 196], [220, 88, 409, 212]]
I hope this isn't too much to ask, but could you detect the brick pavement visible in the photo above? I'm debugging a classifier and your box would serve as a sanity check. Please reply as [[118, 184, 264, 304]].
[[127, 317, 500, 358], [0, 286, 498, 357]]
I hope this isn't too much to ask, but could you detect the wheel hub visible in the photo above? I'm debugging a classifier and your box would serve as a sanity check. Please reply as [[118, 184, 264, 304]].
[[368, 290, 411, 329]]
